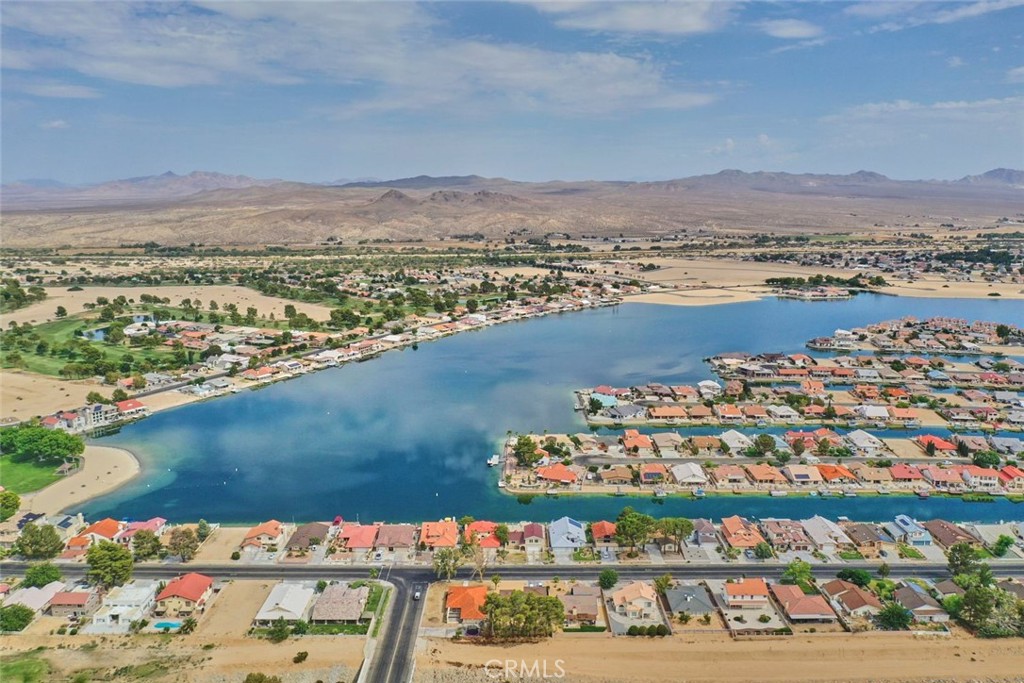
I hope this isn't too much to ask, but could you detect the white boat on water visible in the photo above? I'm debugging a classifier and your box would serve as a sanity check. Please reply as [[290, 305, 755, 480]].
[[487, 454, 502, 467]]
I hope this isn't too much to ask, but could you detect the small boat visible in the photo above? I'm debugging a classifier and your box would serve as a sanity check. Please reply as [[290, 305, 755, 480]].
[[809, 491, 819, 497], [844, 491, 857, 498], [654, 487, 667, 498], [916, 490, 930, 499], [487, 454, 501, 467], [546, 489, 559, 497], [497, 480, 506, 489], [770, 490, 788, 497], [693, 488, 706, 499], [614, 487, 626, 497], [820, 490, 833, 498], [876, 487, 890, 495]]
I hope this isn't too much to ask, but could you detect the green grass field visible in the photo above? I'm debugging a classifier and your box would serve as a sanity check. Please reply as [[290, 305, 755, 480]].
[[0, 652, 51, 683], [0, 456, 62, 494]]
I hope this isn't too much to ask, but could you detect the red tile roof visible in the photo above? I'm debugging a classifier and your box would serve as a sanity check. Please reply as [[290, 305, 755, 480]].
[[446, 585, 488, 620], [157, 573, 213, 604]]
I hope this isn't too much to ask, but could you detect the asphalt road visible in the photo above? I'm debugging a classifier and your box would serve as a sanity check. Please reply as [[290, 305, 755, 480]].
[[6, 560, 1024, 683]]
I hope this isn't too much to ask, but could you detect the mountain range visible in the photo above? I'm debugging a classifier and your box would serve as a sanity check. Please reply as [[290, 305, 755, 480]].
[[1, 168, 1020, 247]]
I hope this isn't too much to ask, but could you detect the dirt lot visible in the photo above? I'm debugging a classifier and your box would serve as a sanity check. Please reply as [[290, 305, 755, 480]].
[[415, 629, 1024, 683], [192, 526, 250, 563], [0, 370, 105, 421]]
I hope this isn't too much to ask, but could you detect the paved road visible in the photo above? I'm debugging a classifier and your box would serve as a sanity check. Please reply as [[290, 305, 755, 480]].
[[7, 560, 1024, 683]]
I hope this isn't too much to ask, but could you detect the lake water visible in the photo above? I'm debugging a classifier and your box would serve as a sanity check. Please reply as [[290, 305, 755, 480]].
[[82, 296, 1024, 524]]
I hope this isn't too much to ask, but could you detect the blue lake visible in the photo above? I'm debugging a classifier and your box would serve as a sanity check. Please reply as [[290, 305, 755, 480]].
[[82, 296, 1024, 524]]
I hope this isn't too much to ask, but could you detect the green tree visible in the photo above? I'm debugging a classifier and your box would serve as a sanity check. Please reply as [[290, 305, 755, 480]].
[[615, 509, 655, 555], [168, 527, 199, 562], [947, 542, 980, 576], [836, 568, 872, 587], [598, 569, 619, 590], [0, 490, 21, 522], [655, 517, 694, 556], [432, 547, 464, 581], [482, 590, 564, 639], [266, 617, 291, 643], [753, 542, 774, 560], [782, 559, 812, 585], [0, 604, 36, 631], [86, 541, 134, 589], [991, 535, 1015, 558], [960, 586, 996, 629], [653, 573, 673, 595], [196, 519, 212, 542], [512, 435, 543, 466], [22, 562, 63, 588], [179, 616, 198, 634], [0, 425, 84, 467], [55, 306, 68, 318], [587, 397, 603, 415], [495, 523, 510, 546], [878, 562, 891, 579], [753, 433, 776, 455], [972, 451, 1001, 469], [131, 529, 162, 560], [877, 603, 913, 630], [13, 523, 63, 560]]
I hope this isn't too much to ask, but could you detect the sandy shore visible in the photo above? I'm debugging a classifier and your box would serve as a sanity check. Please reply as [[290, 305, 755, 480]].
[[416, 630, 1024, 683], [627, 287, 769, 307], [18, 444, 141, 516]]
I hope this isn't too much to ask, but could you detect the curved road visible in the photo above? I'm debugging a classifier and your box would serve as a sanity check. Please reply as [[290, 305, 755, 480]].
[[6, 560, 1024, 683]]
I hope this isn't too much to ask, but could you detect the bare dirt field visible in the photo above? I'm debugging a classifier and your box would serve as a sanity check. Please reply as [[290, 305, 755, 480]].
[[415, 630, 1024, 683], [192, 526, 250, 563], [3, 284, 334, 326], [0, 370, 105, 420]]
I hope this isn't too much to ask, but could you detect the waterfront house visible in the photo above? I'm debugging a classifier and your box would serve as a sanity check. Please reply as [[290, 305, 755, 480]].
[[916, 434, 957, 454], [374, 524, 418, 553], [922, 520, 982, 550], [254, 583, 316, 626], [639, 463, 668, 484], [841, 522, 890, 559], [767, 405, 801, 422], [720, 430, 753, 452], [884, 515, 932, 546], [710, 464, 748, 488], [770, 583, 837, 622], [621, 430, 655, 456], [845, 430, 885, 456], [849, 463, 893, 486], [715, 404, 744, 422], [816, 464, 857, 485], [990, 437, 1024, 456], [819, 579, 882, 618], [515, 522, 546, 550], [893, 584, 949, 623], [649, 405, 688, 421], [88, 581, 159, 634], [888, 464, 925, 487], [920, 465, 964, 492], [687, 405, 714, 421], [599, 466, 634, 485], [743, 404, 769, 420], [760, 518, 813, 552], [690, 435, 721, 455], [801, 515, 854, 554], [745, 464, 786, 488], [549, 517, 587, 550], [591, 520, 618, 548], [998, 465, 1024, 492], [723, 578, 770, 608], [691, 519, 720, 548], [445, 585, 487, 625], [559, 584, 602, 626], [154, 573, 214, 618], [608, 404, 647, 421], [241, 520, 284, 552], [339, 523, 381, 554], [781, 465, 823, 486], [285, 522, 331, 552], [670, 462, 708, 486], [959, 465, 1001, 491], [311, 583, 370, 624], [536, 463, 579, 485], [48, 590, 100, 619], [720, 516, 765, 549], [115, 517, 168, 551], [651, 432, 685, 453], [66, 518, 123, 552], [115, 399, 148, 418], [610, 581, 660, 621], [419, 520, 459, 549]]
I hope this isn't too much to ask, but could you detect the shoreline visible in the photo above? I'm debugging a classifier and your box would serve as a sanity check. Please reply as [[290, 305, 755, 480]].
[[625, 284, 1024, 308], [17, 444, 142, 517]]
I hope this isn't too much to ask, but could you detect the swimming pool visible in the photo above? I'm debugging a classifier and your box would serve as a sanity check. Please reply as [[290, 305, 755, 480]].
[[153, 621, 181, 630]]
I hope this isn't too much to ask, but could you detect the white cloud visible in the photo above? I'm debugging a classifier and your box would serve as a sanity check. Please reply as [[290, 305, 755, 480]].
[[946, 56, 965, 68], [39, 119, 70, 129], [23, 83, 101, 98], [530, 1, 736, 36], [823, 96, 1024, 132], [757, 19, 823, 39], [861, 0, 1024, 31], [1008, 66, 1024, 82], [1, 1, 716, 116], [707, 137, 736, 155]]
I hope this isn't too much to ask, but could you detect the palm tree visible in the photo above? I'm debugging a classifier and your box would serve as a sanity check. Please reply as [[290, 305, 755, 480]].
[[179, 617, 198, 635]]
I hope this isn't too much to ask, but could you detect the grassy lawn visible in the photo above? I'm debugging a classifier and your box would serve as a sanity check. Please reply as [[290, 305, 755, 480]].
[[308, 622, 369, 635], [0, 455, 62, 494], [869, 579, 897, 601], [572, 547, 599, 562], [838, 550, 864, 561], [364, 583, 385, 613], [898, 543, 926, 560], [0, 652, 51, 683]]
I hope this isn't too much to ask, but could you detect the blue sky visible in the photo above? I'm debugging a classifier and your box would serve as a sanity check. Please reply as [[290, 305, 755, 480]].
[[2, 1, 1022, 184]]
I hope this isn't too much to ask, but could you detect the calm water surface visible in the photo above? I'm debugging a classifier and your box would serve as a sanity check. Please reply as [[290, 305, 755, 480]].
[[82, 296, 1024, 524]]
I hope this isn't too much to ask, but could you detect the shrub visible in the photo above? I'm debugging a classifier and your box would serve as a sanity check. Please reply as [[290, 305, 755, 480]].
[[626, 625, 639, 636], [758, 614, 771, 624], [645, 625, 658, 636], [293, 651, 309, 664], [655, 624, 669, 637], [231, 551, 241, 561]]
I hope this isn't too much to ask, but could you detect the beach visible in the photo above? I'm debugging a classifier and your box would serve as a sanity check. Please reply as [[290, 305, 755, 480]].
[[18, 444, 141, 516]]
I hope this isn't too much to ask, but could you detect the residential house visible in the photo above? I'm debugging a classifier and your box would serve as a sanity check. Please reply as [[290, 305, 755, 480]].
[[816, 464, 857, 485], [711, 464, 748, 488], [241, 520, 285, 552], [801, 515, 854, 554], [610, 581, 660, 620], [549, 517, 587, 550], [285, 522, 331, 552], [599, 465, 634, 486], [770, 583, 837, 622], [689, 435, 720, 455], [782, 465, 824, 487], [621, 430, 655, 456], [760, 519, 813, 553], [745, 464, 787, 488], [5, 581, 66, 615], [888, 464, 925, 487], [88, 581, 159, 634], [845, 430, 885, 456], [893, 584, 949, 623], [849, 463, 893, 486], [339, 523, 381, 554], [723, 578, 770, 608], [419, 520, 459, 549], [115, 517, 168, 551], [311, 583, 370, 624], [920, 465, 964, 491], [66, 518, 122, 552], [841, 522, 890, 559], [254, 583, 316, 626], [663, 584, 715, 617], [651, 432, 685, 453], [884, 515, 932, 546], [445, 585, 487, 625], [639, 463, 668, 484], [154, 573, 214, 617], [720, 430, 753, 452], [922, 520, 982, 550], [998, 465, 1024, 492], [670, 462, 708, 486], [959, 465, 1001, 491], [591, 520, 617, 548], [720, 515, 766, 549], [691, 519, 720, 548], [374, 524, 418, 553], [48, 590, 100, 619], [558, 583, 602, 626], [820, 579, 883, 618]]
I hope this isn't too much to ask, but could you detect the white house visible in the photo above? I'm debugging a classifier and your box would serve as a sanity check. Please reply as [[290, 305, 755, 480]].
[[253, 582, 316, 626]]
